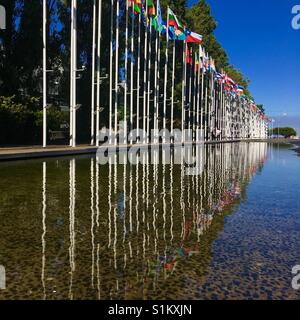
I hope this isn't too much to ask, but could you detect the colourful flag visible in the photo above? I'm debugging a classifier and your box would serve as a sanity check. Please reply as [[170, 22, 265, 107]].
[[168, 8, 184, 29], [148, 0, 159, 30], [129, 0, 142, 14], [214, 72, 223, 83], [148, 0, 155, 17], [224, 83, 231, 91], [156, 0, 164, 32], [195, 54, 199, 73], [235, 84, 244, 96], [186, 45, 193, 65], [141, 0, 148, 26], [168, 26, 186, 41], [208, 58, 216, 73], [225, 75, 235, 86], [167, 8, 185, 41], [161, 19, 167, 34], [186, 44, 190, 65], [202, 54, 209, 72], [251, 104, 258, 113], [185, 29, 203, 44]]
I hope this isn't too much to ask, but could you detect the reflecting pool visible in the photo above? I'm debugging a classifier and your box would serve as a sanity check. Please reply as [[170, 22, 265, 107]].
[[0, 143, 300, 300]]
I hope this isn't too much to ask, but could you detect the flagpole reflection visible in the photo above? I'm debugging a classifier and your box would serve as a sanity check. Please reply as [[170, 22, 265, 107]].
[[41, 161, 47, 300], [68, 159, 76, 300], [35, 142, 270, 299], [90, 158, 95, 289]]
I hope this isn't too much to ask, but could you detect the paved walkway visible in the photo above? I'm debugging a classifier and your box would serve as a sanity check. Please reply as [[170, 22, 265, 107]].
[[0, 145, 98, 161], [1, 139, 296, 161]]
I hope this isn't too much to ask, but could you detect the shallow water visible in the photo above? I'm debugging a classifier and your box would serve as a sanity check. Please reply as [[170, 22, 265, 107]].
[[0, 143, 299, 300]]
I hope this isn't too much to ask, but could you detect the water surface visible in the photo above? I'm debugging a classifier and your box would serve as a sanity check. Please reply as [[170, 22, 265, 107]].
[[0, 143, 299, 300]]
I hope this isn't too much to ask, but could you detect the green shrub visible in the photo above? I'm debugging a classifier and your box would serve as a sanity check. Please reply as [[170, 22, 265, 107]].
[[0, 96, 68, 145]]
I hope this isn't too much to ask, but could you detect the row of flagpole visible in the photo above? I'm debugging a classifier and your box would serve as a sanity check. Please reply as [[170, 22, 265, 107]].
[[42, 0, 269, 148]]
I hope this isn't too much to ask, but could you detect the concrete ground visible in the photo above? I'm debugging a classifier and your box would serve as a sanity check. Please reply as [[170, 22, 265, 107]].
[[0, 145, 98, 161], [0, 139, 299, 161]]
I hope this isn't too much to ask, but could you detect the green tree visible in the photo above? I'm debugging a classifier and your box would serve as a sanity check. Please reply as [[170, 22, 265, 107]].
[[0, 0, 259, 145], [186, 0, 227, 67], [270, 127, 297, 138], [186, 0, 249, 91], [161, 0, 187, 19], [0, 0, 20, 96], [0, 0, 59, 96]]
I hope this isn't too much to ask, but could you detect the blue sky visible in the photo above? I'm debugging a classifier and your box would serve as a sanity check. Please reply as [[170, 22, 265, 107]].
[[188, 0, 300, 129]]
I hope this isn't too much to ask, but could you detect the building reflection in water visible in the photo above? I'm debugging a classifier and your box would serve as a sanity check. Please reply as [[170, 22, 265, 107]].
[[16, 143, 268, 299]]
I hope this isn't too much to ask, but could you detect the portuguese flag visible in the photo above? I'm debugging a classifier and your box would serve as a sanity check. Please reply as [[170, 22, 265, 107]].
[[148, 0, 156, 17], [186, 45, 193, 65], [168, 7, 183, 29], [129, 0, 142, 14], [195, 54, 199, 73], [147, 0, 157, 29]]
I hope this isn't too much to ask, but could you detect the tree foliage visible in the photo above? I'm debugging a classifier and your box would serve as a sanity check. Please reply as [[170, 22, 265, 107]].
[[0, 95, 67, 145], [0, 0, 254, 145], [186, 0, 249, 90], [270, 127, 297, 138]]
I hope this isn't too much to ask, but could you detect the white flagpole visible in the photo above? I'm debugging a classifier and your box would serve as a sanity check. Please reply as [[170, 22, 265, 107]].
[[130, 4, 134, 145], [90, 0, 96, 145], [210, 61, 214, 141], [72, 0, 77, 147], [162, 6, 169, 144], [70, 0, 77, 148], [156, 34, 161, 143], [200, 48, 204, 141], [204, 52, 208, 142], [114, 0, 120, 146], [196, 45, 201, 142], [43, 0, 47, 148], [109, 0, 114, 145], [219, 79, 222, 140], [220, 78, 224, 140], [142, 3, 148, 144], [193, 49, 197, 142], [96, 0, 102, 147], [170, 40, 175, 143], [181, 41, 187, 144], [215, 72, 218, 139], [220, 71, 223, 140], [124, 0, 129, 145], [218, 74, 222, 139], [188, 47, 192, 136], [209, 64, 213, 141], [146, 23, 152, 144], [69, 0, 74, 147], [153, 22, 159, 144], [154, 1, 161, 145], [136, 13, 141, 142]]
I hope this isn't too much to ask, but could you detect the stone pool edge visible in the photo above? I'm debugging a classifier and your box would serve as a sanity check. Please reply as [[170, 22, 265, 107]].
[[0, 139, 298, 162]]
